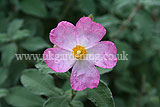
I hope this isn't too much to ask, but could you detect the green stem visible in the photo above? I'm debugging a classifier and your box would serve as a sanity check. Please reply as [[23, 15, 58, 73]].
[[69, 89, 76, 107]]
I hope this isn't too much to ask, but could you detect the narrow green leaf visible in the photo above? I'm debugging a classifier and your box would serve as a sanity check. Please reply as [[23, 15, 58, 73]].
[[87, 80, 115, 107], [20, 37, 49, 51], [5, 87, 44, 107], [7, 19, 23, 35], [0, 43, 17, 67], [21, 69, 62, 96], [19, 0, 47, 17], [97, 67, 113, 75], [44, 95, 70, 107]]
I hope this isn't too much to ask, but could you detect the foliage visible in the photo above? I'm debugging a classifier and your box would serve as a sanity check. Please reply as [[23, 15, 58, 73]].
[[0, 0, 160, 107]]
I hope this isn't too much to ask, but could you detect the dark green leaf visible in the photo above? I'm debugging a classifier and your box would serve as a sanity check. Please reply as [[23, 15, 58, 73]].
[[97, 67, 113, 75], [20, 37, 49, 51], [21, 69, 62, 96], [44, 95, 70, 107], [35, 61, 54, 74], [35, 60, 70, 79], [87, 80, 115, 107], [5, 87, 44, 107], [19, 0, 47, 17], [13, 29, 31, 41], [0, 33, 10, 43], [0, 43, 17, 67], [8, 60, 26, 85], [0, 88, 8, 98], [0, 68, 8, 86], [7, 19, 23, 35], [71, 100, 84, 107]]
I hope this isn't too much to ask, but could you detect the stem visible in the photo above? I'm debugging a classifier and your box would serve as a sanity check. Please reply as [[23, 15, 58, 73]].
[[111, 3, 142, 40], [69, 89, 76, 107]]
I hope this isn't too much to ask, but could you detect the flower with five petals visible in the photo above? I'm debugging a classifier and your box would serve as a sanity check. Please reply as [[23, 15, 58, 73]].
[[43, 17, 117, 91]]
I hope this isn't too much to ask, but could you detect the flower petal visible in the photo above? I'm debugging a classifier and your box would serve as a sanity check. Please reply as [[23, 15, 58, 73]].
[[76, 17, 106, 49], [87, 41, 117, 69], [43, 48, 76, 73], [71, 60, 100, 91], [50, 21, 77, 51]]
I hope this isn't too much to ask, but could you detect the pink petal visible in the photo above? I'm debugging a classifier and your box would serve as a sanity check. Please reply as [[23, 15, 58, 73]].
[[87, 41, 117, 69], [71, 61, 100, 91], [49, 21, 77, 51], [43, 48, 76, 73], [76, 17, 106, 49]]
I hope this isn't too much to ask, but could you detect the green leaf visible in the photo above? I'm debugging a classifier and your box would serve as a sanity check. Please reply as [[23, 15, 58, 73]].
[[87, 80, 115, 107], [140, 0, 160, 6], [55, 72, 70, 79], [0, 33, 10, 43], [21, 69, 62, 96], [78, 0, 95, 15], [95, 15, 120, 27], [0, 68, 8, 86], [44, 95, 70, 107], [12, 29, 31, 41], [7, 60, 26, 85], [0, 43, 17, 67], [71, 100, 84, 107], [7, 19, 23, 35], [114, 0, 136, 9], [35, 60, 70, 79], [0, 30, 30, 43], [97, 67, 113, 75], [5, 87, 44, 107], [35, 61, 54, 74], [0, 88, 8, 98], [19, 0, 47, 17], [20, 37, 49, 51]]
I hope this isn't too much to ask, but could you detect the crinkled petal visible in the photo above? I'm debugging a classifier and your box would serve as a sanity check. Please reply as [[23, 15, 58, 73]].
[[76, 17, 106, 49], [87, 41, 117, 69], [71, 60, 100, 91], [50, 21, 77, 51], [43, 48, 76, 73]]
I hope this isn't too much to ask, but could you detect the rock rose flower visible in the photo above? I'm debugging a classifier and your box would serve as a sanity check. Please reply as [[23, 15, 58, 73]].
[[43, 17, 117, 91]]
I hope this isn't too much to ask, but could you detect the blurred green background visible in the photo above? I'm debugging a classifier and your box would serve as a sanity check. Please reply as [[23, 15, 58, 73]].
[[0, 0, 160, 107]]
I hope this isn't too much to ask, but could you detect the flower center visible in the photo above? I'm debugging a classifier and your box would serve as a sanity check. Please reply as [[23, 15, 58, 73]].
[[72, 45, 87, 59]]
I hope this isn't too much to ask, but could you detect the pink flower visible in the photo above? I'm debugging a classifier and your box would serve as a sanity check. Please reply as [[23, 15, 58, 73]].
[[43, 17, 117, 91]]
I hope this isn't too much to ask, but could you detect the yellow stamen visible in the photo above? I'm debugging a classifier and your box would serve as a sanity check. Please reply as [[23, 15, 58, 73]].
[[72, 45, 87, 59]]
